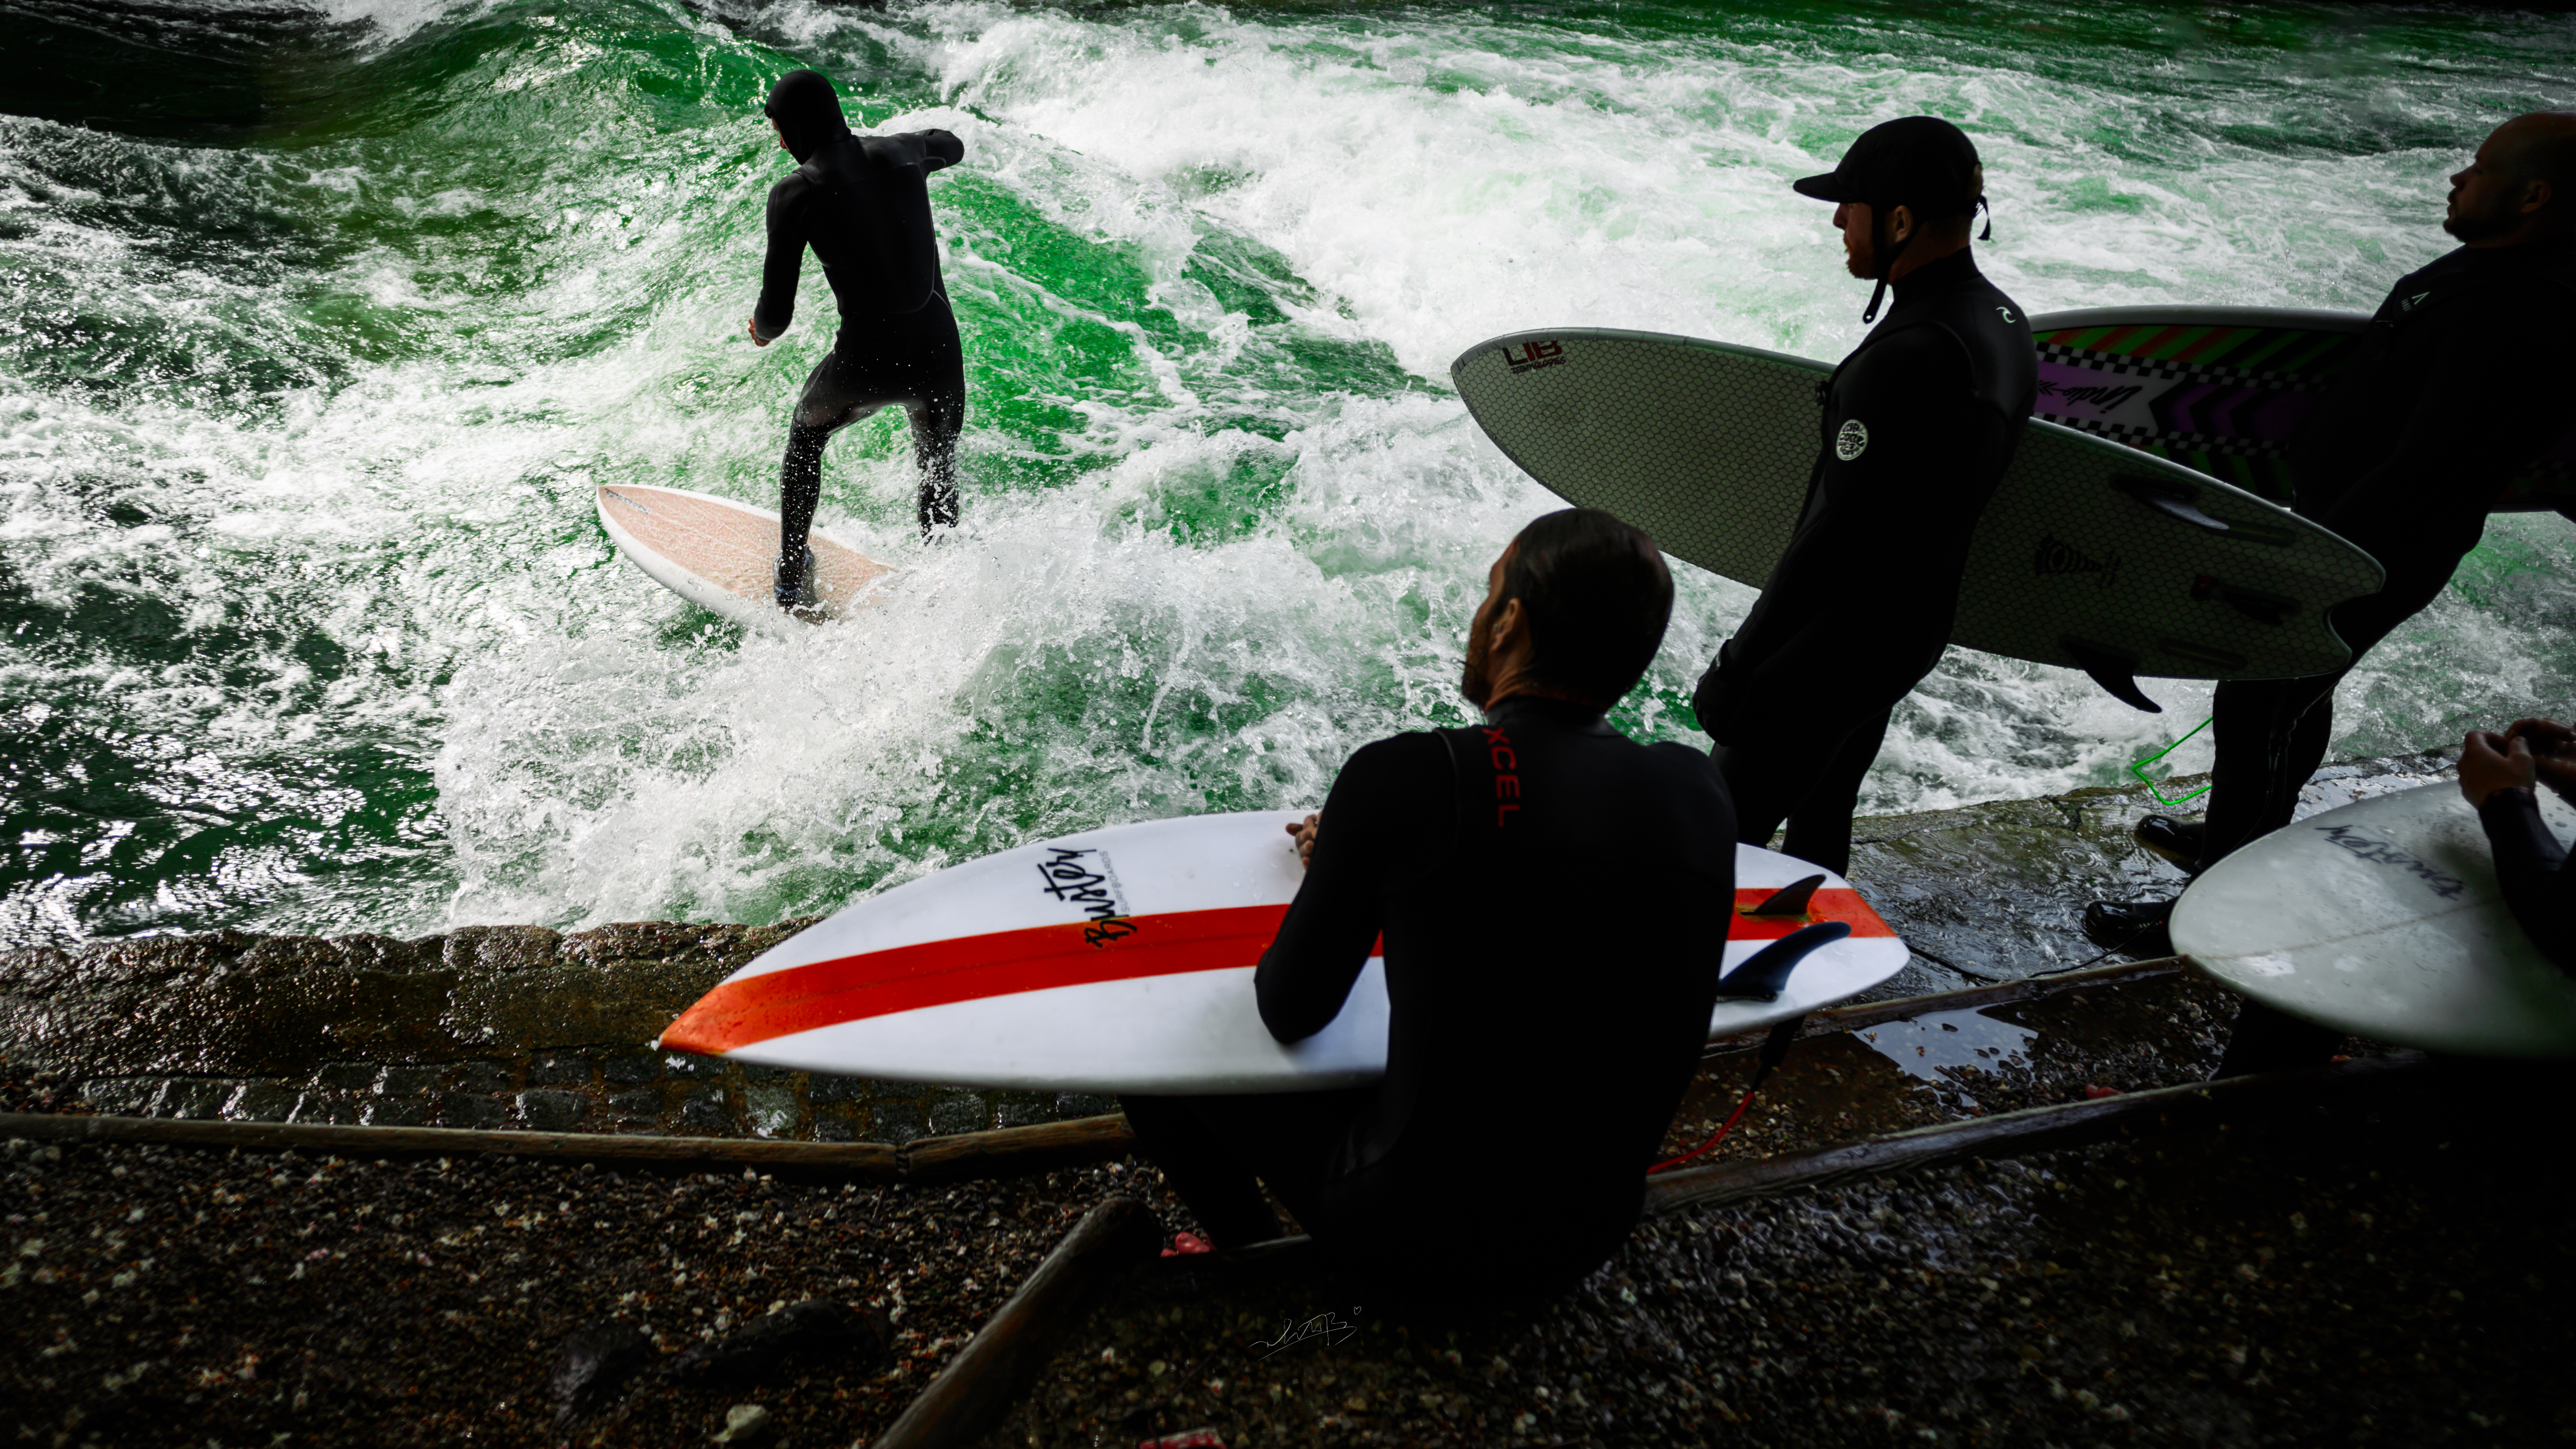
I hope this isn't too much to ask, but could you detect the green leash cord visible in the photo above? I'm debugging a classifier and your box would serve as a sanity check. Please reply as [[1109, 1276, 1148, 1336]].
[[2130, 715, 2216, 806]]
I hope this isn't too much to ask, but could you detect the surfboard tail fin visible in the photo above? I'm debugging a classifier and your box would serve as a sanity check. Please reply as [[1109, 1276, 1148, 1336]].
[[1716, 921, 1852, 1003], [2062, 636, 2163, 713]]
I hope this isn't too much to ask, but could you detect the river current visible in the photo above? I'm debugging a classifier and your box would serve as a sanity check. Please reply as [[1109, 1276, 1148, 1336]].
[[3, 0, 2572, 945]]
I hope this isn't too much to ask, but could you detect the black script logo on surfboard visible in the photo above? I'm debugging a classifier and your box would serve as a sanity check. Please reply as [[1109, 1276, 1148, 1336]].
[[2034, 379, 2148, 414], [1036, 847, 1140, 947], [2033, 533, 2120, 591], [1501, 340, 1566, 374], [2312, 824, 2468, 901]]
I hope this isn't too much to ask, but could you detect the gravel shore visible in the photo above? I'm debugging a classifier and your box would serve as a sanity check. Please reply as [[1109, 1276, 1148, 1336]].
[[1, 1134, 1186, 1448]]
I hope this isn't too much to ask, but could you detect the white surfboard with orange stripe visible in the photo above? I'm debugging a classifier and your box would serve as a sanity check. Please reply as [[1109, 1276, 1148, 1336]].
[[661, 812, 1908, 1093]]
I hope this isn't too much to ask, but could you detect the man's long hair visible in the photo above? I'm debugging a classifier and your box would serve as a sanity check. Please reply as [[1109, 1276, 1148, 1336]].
[[1500, 509, 1674, 707]]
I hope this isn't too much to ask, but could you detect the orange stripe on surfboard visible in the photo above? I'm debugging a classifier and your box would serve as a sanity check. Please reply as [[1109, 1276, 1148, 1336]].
[[661, 890, 1894, 1055]]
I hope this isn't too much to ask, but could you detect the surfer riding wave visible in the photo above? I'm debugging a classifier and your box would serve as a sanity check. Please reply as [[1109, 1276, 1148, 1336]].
[[748, 69, 968, 610]]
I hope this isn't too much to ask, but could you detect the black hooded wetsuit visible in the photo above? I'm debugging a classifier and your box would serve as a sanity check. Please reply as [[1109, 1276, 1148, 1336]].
[[1118, 695, 1736, 1299], [1692, 248, 2035, 875], [754, 70, 966, 557], [2197, 239, 2576, 869]]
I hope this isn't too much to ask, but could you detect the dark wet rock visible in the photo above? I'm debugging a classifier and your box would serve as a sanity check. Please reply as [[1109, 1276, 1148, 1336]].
[[812, 1115, 860, 1143], [521, 1089, 590, 1133], [929, 1088, 988, 1135], [808, 1072, 867, 1104], [552, 1319, 655, 1424], [742, 1080, 802, 1138], [679, 1085, 732, 1132], [224, 1081, 299, 1121], [439, 1093, 507, 1129], [870, 1100, 925, 1145], [609, 1088, 662, 1125], [665, 1053, 724, 1078], [312, 1060, 378, 1091], [672, 1299, 892, 1388], [997, 1090, 1054, 1128], [603, 1052, 662, 1085], [1848, 749, 2449, 985], [1057, 1091, 1117, 1118], [530, 1052, 593, 1085], [360, 1096, 428, 1127], [451, 1059, 513, 1094], [379, 1064, 443, 1097], [159, 1079, 231, 1118]]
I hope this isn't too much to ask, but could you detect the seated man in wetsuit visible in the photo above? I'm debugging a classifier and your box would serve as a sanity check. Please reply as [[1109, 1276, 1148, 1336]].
[[2460, 718, 2576, 973], [1119, 509, 1737, 1300], [747, 69, 967, 608], [2084, 111, 2576, 1072], [1694, 117, 2034, 878]]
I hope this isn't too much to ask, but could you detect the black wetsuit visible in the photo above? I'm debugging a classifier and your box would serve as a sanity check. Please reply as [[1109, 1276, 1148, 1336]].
[[2199, 240, 2576, 869], [1118, 695, 1736, 1299], [1693, 248, 2035, 874], [2477, 786, 2576, 972], [755, 78, 966, 550]]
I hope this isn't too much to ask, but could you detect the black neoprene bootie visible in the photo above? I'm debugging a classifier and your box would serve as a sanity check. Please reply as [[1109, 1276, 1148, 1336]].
[[773, 546, 819, 614], [2081, 897, 2174, 956], [2133, 814, 2208, 872]]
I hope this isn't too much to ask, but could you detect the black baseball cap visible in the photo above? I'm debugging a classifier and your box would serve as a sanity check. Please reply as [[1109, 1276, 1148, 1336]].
[[1792, 116, 1984, 216]]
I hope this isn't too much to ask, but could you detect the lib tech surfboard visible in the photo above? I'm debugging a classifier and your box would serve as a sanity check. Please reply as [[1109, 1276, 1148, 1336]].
[[660, 811, 1908, 1093], [1451, 327, 2386, 711]]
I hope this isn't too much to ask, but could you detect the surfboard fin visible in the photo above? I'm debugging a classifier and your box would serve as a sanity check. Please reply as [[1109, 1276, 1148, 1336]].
[[1742, 873, 1827, 919], [2062, 636, 2163, 713], [1715, 921, 1852, 1003]]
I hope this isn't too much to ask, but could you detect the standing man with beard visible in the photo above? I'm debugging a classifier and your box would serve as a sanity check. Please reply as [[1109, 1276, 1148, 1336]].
[[1117, 509, 1738, 1301], [748, 69, 967, 610], [1694, 118, 2035, 878], [2083, 113, 2576, 1079]]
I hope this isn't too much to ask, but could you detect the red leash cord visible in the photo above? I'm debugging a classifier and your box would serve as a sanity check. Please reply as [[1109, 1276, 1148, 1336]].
[[1646, 1014, 1804, 1176], [1648, 1082, 1760, 1174]]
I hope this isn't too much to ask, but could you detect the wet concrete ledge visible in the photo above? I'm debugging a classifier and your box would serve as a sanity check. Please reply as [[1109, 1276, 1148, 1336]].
[[0, 753, 2452, 1146]]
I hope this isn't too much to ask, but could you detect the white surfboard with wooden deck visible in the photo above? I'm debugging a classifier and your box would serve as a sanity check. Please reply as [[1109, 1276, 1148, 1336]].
[[658, 811, 1910, 1093], [596, 483, 890, 630]]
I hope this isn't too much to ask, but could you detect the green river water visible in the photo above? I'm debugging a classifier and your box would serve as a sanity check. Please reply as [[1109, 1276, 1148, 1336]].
[[2, 0, 2572, 946]]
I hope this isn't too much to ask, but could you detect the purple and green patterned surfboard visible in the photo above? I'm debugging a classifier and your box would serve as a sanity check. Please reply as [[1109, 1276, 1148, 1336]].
[[2028, 307, 2575, 511]]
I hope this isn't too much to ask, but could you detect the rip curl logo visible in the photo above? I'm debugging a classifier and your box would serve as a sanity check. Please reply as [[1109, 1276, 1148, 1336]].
[[2313, 824, 2467, 900], [1835, 419, 1869, 461], [1502, 340, 1566, 374], [2034, 381, 2147, 413], [2033, 533, 2119, 590], [2399, 290, 2433, 313], [1036, 847, 1139, 947], [1483, 727, 1522, 828]]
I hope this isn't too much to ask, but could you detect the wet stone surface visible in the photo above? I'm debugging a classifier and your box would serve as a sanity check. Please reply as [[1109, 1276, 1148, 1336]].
[[0, 915, 1077, 1145]]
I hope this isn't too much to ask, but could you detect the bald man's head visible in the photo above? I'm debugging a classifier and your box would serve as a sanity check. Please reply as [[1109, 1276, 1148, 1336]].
[[2445, 110, 2576, 245]]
